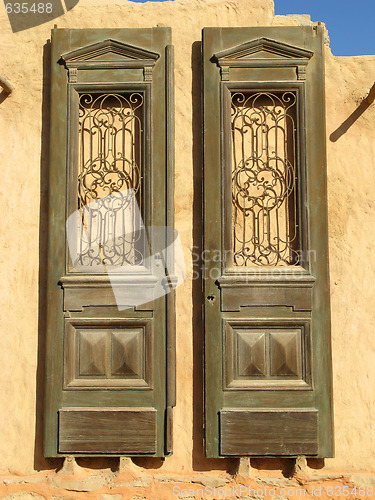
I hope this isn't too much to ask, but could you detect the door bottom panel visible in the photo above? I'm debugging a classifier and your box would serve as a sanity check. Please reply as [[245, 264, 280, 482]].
[[220, 408, 318, 456], [59, 407, 157, 454]]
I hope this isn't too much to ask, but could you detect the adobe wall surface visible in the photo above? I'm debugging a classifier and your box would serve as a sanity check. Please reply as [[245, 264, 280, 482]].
[[0, 0, 375, 494]]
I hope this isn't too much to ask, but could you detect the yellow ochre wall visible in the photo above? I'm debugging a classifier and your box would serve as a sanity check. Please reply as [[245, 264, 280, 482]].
[[0, 0, 375, 497]]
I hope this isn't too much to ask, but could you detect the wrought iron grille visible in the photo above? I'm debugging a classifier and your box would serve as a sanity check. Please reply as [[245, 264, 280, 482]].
[[231, 91, 300, 266], [76, 92, 144, 267]]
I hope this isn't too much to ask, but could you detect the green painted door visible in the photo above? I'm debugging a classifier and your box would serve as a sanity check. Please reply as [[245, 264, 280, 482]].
[[203, 27, 333, 458], [44, 28, 175, 457]]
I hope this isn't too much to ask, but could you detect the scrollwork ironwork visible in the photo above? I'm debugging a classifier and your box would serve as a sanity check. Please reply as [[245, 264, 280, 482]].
[[76, 92, 144, 267], [231, 91, 300, 266]]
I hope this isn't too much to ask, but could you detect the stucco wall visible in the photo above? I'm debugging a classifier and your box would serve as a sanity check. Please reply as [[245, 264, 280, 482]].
[[0, 0, 374, 489]]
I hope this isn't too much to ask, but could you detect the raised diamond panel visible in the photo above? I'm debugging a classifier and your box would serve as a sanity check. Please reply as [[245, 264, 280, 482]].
[[223, 319, 311, 390], [78, 330, 107, 376], [111, 329, 143, 377], [64, 318, 152, 390], [270, 330, 301, 377], [236, 330, 266, 377]]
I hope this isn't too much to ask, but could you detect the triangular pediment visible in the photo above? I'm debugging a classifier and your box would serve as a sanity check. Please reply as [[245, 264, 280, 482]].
[[213, 37, 313, 66], [61, 39, 159, 68]]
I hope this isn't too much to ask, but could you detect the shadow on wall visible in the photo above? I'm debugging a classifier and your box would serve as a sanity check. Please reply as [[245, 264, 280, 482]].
[[0, 75, 14, 104], [330, 82, 375, 142]]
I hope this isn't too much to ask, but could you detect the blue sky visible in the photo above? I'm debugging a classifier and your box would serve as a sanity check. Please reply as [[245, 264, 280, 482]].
[[274, 0, 374, 56], [130, 0, 374, 57]]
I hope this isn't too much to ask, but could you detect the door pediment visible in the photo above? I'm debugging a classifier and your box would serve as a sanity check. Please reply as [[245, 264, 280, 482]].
[[61, 38, 160, 69], [213, 37, 313, 68]]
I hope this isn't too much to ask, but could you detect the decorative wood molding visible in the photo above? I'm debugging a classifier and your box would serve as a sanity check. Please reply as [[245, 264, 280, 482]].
[[143, 66, 153, 81], [218, 271, 316, 287], [217, 273, 315, 312], [61, 38, 160, 71], [223, 318, 312, 391], [68, 68, 77, 83], [297, 65, 307, 80], [213, 37, 314, 68], [213, 37, 313, 80], [64, 317, 153, 390], [220, 66, 230, 81], [60, 275, 159, 311], [60, 274, 159, 288]]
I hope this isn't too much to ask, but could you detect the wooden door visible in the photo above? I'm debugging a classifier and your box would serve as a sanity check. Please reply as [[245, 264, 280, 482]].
[[44, 28, 175, 457], [203, 27, 333, 457]]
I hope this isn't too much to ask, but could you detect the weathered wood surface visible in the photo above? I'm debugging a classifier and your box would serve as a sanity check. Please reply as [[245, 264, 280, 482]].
[[203, 26, 333, 458], [220, 408, 318, 456], [59, 407, 157, 453], [45, 27, 173, 458]]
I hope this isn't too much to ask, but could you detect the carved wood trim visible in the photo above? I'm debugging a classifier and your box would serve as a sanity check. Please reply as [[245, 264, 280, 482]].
[[213, 37, 313, 73], [61, 39, 160, 71], [223, 318, 312, 390], [64, 317, 153, 390]]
